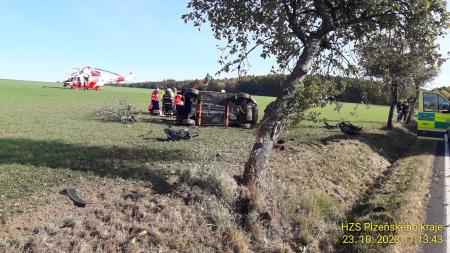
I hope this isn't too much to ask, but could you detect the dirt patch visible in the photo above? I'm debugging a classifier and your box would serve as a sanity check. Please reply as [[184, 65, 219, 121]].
[[0, 178, 233, 252]]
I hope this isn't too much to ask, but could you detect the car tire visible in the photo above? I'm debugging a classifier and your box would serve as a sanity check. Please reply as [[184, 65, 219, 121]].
[[185, 88, 199, 96], [182, 118, 196, 126], [251, 105, 258, 126], [237, 93, 250, 99], [227, 94, 237, 101], [245, 105, 253, 122]]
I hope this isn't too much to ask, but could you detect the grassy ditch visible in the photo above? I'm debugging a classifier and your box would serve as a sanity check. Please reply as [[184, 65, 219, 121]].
[[248, 127, 436, 252], [338, 139, 437, 253]]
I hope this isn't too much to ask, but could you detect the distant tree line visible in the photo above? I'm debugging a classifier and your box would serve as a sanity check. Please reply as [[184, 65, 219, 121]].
[[109, 74, 394, 105]]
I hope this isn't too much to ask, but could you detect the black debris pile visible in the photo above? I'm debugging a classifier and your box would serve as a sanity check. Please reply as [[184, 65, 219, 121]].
[[323, 122, 338, 129], [95, 100, 141, 124], [337, 121, 362, 135], [164, 127, 199, 141], [323, 121, 362, 135]]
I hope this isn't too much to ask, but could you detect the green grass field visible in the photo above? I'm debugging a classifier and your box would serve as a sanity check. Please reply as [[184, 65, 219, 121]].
[[4, 79, 427, 252], [311, 103, 389, 123], [0, 79, 389, 213], [0, 79, 390, 202]]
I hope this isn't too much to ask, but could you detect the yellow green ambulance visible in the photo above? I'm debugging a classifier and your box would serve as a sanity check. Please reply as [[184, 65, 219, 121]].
[[417, 88, 450, 140]]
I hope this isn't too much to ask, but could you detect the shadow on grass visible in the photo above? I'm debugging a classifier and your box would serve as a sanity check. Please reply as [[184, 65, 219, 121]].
[[0, 138, 195, 194], [323, 119, 386, 124], [320, 127, 436, 162], [141, 117, 177, 126]]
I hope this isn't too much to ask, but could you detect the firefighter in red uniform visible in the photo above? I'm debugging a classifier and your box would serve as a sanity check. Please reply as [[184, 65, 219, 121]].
[[149, 88, 160, 115], [174, 91, 184, 116]]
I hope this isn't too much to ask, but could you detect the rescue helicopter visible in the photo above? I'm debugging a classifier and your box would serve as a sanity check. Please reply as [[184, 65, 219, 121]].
[[62, 66, 135, 90]]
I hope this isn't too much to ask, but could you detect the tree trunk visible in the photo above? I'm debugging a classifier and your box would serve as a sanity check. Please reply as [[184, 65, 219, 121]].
[[406, 83, 419, 125], [386, 84, 398, 129], [237, 40, 321, 221]]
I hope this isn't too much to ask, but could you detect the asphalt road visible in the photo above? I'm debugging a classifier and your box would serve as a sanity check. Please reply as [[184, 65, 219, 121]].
[[420, 141, 446, 253]]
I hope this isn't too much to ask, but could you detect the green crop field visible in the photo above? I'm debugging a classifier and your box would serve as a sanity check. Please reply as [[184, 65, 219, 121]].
[[311, 102, 390, 123], [0, 79, 390, 213]]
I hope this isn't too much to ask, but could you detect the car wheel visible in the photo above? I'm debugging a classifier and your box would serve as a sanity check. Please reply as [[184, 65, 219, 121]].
[[251, 105, 258, 126], [182, 118, 196, 126], [237, 93, 250, 99], [245, 105, 253, 122]]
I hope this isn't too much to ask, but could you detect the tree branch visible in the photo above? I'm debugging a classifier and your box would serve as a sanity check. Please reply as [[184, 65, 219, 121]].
[[282, 0, 307, 45]]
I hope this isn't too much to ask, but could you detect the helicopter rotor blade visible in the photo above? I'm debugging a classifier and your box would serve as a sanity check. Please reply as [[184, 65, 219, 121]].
[[92, 68, 121, 76]]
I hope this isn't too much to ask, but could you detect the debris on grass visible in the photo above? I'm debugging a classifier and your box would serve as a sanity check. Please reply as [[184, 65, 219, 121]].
[[95, 100, 141, 124], [323, 121, 338, 129], [337, 121, 362, 135], [65, 188, 94, 207], [164, 127, 199, 141], [323, 121, 362, 135]]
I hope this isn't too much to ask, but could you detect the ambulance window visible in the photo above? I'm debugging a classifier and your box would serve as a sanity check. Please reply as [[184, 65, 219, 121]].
[[438, 95, 450, 113], [423, 92, 437, 112]]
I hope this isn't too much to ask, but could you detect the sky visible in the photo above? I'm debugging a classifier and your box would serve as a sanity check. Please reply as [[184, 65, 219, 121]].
[[0, 1, 448, 87], [0, 1, 274, 82]]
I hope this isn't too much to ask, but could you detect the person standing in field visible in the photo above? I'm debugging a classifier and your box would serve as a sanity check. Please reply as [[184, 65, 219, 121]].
[[76, 76, 82, 89], [397, 100, 409, 122], [75, 68, 82, 89], [82, 67, 91, 89], [150, 88, 161, 115], [158, 88, 166, 115], [174, 89, 184, 116], [162, 87, 175, 116], [400, 102, 409, 122]]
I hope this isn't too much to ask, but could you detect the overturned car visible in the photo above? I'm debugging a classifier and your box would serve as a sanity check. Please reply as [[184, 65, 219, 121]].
[[176, 88, 258, 128]]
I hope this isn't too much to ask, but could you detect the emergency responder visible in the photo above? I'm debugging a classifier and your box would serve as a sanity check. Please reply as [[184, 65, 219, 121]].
[[82, 67, 90, 89], [166, 87, 174, 98], [174, 91, 184, 116], [150, 88, 160, 115], [397, 100, 409, 122], [396, 101, 402, 115], [76, 68, 83, 89], [76, 76, 82, 89], [400, 102, 409, 122], [162, 88, 175, 116]]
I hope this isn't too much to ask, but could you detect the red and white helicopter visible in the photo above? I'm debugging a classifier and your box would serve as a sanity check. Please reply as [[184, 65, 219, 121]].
[[63, 66, 135, 90]]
